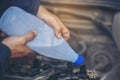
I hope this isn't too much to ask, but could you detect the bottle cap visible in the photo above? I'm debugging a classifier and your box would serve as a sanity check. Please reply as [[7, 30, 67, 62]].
[[74, 55, 84, 66]]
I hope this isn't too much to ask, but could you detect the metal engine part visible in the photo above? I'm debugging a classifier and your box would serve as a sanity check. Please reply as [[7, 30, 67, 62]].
[[5, 57, 101, 80]]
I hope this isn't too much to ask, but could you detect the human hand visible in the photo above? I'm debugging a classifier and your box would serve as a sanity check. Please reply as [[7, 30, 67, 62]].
[[37, 6, 70, 40], [2, 30, 37, 58]]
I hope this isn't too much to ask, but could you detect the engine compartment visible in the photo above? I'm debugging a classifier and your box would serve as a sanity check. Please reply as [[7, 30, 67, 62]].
[[3, 0, 120, 80]]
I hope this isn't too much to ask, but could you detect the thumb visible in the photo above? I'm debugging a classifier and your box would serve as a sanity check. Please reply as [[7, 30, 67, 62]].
[[22, 30, 37, 42], [55, 30, 62, 39]]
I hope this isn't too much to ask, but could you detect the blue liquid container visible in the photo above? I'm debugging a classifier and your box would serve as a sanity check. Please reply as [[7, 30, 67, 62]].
[[0, 7, 84, 66]]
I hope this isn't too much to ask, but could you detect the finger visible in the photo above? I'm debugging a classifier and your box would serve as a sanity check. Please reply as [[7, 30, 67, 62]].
[[54, 15, 70, 39], [54, 15, 66, 28], [11, 46, 32, 58], [63, 33, 70, 41], [64, 37, 69, 41], [22, 46, 33, 56], [62, 27, 70, 39], [55, 28, 62, 38], [22, 30, 37, 43], [50, 17, 62, 38]]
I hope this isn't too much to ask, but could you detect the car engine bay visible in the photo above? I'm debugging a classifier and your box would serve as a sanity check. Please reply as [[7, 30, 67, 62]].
[[3, 0, 120, 80]]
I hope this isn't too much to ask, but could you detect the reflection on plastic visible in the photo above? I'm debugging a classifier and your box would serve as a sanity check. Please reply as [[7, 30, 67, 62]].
[[0, 6, 84, 66]]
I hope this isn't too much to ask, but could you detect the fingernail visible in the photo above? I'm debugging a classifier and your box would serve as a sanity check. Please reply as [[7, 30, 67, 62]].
[[58, 33, 61, 38]]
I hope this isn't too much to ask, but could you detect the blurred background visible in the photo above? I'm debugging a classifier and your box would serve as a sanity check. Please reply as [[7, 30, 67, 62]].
[[4, 0, 120, 80]]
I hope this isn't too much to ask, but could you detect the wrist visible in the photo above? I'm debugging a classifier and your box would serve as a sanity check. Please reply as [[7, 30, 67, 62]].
[[37, 6, 52, 20], [37, 6, 43, 18]]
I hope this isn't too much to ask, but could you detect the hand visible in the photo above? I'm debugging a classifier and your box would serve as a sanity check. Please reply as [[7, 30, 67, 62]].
[[37, 6, 70, 40], [2, 30, 37, 58]]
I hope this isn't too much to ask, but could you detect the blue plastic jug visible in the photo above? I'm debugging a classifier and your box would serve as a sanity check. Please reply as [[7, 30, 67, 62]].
[[0, 7, 84, 66]]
